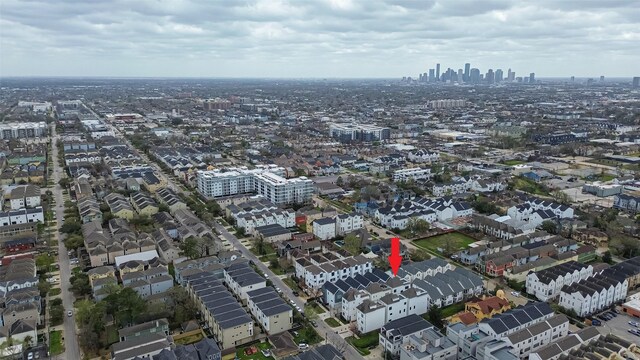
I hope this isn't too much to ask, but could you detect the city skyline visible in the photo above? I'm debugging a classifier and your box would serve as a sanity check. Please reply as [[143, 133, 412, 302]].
[[1, 0, 639, 78]]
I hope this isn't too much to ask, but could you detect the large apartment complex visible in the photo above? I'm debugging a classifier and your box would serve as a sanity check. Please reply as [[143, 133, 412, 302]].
[[329, 123, 390, 142], [197, 165, 313, 204]]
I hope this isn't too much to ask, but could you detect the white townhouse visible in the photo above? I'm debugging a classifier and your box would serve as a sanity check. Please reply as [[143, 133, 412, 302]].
[[223, 262, 267, 302], [392, 168, 433, 182], [312, 217, 336, 240], [335, 213, 364, 236], [407, 150, 440, 163], [559, 273, 628, 317], [297, 254, 373, 290], [526, 261, 593, 301]]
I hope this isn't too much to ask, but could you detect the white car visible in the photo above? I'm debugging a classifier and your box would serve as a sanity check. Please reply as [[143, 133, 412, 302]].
[[298, 343, 309, 351], [67, 310, 73, 317], [510, 291, 520, 297]]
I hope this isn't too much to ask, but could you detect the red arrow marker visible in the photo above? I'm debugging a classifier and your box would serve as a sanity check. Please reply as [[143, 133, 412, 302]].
[[388, 237, 402, 277]]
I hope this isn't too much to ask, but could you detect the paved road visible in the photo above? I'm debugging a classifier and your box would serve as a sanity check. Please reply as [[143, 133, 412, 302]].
[[211, 222, 365, 360], [50, 124, 81, 359]]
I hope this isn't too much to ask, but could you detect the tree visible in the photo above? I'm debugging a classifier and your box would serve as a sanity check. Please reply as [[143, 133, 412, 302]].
[[540, 220, 558, 234], [22, 335, 33, 349], [406, 218, 430, 237], [336, 176, 344, 188], [427, 305, 443, 328], [551, 190, 571, 205], [69, 272, 91, 297], [104, 287, 147, 327], [602, 251, 613, 264], [64, 234, 84, 250], [38, 280, 51, 297], [343, 233, 363, 255], [58, 178, 71, 188], [179, 237, 202, 259], [60, 221, 81, 235], [36, 254, 55, 273], [409, 248, 431, 262]]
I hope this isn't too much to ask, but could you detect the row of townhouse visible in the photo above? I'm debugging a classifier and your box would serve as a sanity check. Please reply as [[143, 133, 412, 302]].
[[155, 187, 188, 215], [87, 266, 118, 301], [78, 196, 103, 224], [374, 197, 473, 230], [353, 267, 484, 333], [224, 262, 267, 302], [228, 199, 296, 234], [104, 193, 136, 220], [0, 256, 40, 348], [512, 197, 575, 219], [185, 271, 254, 350], [559, 272, 628, 317], [130, 192, 159, 216], [294, 251, 373, 290], [392, 167, 433, 182], [246, 287, 293, 335], [322, 268, 390, 309], [613, 194, 640, 213], [311, 213, 364, 240], [526, 261, 594, 301], [528, 328, 634, 360], [7, 184, 41, 210], [446, 302, 560, 360], [121, 261, 173, 300], [0, 207, 44, 227], [84, 220, 157, 267], [173, 252, 241, 286], [430, 177, 506, 197], [407, 149, 440, 163], [475, 236, 578, 277], [456, 231, 550, 265]]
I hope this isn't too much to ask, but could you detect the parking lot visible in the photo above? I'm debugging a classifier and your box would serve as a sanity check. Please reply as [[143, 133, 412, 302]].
[[597, 311, 640, 344]]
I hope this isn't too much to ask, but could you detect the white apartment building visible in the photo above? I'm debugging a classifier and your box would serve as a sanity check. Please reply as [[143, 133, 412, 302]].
[[0, 122, 48, 139], [295, 253, 373, 290], [197, 165, 313, 204], [526, 261, 593, 301], [407, 150, 439, 163], [0, 208, 44, 226], [329, 123, 391, 142], [335, 213, 364, 236], [559, 273, 628, 317], [312, 218, 336, 241], [392, 168, 432, 182], [9, 185, 41, 210]]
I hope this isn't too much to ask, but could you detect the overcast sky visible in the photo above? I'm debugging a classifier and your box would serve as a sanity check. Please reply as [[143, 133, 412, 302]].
[[1, 0, 639, 78]]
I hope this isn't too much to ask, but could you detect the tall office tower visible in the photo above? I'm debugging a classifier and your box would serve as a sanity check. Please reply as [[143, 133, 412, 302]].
[[486, 69, 495, 84], [633, 77, 640, 88], [458, 69, 464, 82], [470, 68, 481, 84], [600, 76, 605, 82], [464, 63, 471, 82], [429, 69, 435, 82], [419, 74, 424, 82], [423, 73, 428, 82], [495, 69, 504, 83], [509, 69, 516, 81], [436, 63, 440, 82], [529, 72, 535, 83], [571, 76, 575, 82]]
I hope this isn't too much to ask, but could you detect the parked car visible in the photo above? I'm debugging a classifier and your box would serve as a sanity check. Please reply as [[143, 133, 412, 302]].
[[591, 319, 601, 326], [292, 291, 299, 296], [629, 321, 639, 327], [607, 311, 617, 317], [298, 343, 309, 351], [510, 291, 520, 297]]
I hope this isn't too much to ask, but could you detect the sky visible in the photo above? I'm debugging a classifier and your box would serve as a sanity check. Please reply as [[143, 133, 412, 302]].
[[1, 0, 639, 78]]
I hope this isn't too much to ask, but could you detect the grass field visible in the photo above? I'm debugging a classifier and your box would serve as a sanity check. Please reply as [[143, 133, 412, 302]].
[[346, 330, 379, 355], [236, 341, 273, 360], [49, 330, 64, 355], [324, 318, 341, 327], [512, 177, 549, 196], [441, 303, 466, 318], [502, 159, 526, 166], [174, 332, 204, 345], [305, 302, 326, 315], [413, 232, 476, 255]]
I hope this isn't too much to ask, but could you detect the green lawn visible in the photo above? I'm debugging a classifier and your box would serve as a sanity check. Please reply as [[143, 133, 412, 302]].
[[441, 303, 466, 318], [49, 330, 64, 355], [104, 325, 119, 346], [347, 330, 379, 355], [236, 341, 273, 360], [502, 159, 526, 166], [283, 278, 303, 293], [512, 177, 549, 196], [49, 288, 61, 296], [175, 332, 204, 345], [413, 232, 476, 255], [324, 318, 341, 328], [305, 302, 326, 314], [294, 326, 322, 345]]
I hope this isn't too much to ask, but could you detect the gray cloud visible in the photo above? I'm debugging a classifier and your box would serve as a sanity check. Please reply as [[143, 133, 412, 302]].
[[0, 0, 638, 77]]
